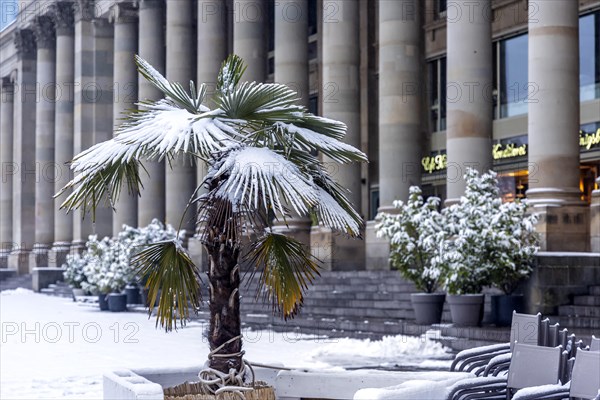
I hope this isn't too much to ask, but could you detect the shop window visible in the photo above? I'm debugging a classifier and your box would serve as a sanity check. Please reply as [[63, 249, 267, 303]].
[[580, 164, 599, 204], [496, 33, 529, 118], [428, 57, 446, 132], [580, 11, 600, 101], [498, 170, 529, 203]]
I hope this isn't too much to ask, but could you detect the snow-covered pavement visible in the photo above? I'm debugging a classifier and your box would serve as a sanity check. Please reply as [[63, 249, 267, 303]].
[[0, 289, 451, 399]]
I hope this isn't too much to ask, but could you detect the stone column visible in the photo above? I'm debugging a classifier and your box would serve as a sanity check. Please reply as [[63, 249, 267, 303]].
[[0, 77, 15, 268], [273, 0, 312, 249], [189, 0, 228, 269], [445, 0, 493, 203], [71, 0, 97, 251], [30, 16, 57, 270], [49, 1, 75, 268], [234, 0, 266, 83], [137, 0, 165, 226], [275, 0, 308, 104], [165, 0, 196, 238], [8, 29, 37, 274], [365, 0, 423, 270], [110, 3, 138, 234], [313, 0, 363, 270], [527, 0, 588, 251], [378, 0, 421, 209], [91, 17, 114, 238]]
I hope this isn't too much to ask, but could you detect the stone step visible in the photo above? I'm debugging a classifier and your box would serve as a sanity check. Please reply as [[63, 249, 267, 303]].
[[556, 316, 600, 330], [0, 273, 32, 291], [558, 305, 600, 318], [573, 295, 600, 306], [590, 286, 600, 296]]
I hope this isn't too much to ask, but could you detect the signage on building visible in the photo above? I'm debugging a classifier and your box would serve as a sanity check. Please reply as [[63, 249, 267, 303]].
[[422, 126, 600, 174], [580, 128, 600, 150], [492, 143, 527, 160], [422, 154, 447, 173]]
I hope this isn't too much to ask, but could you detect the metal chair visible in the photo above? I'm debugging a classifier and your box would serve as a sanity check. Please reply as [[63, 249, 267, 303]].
[[590, 335, 600, 352], [511, 350, 600, 400], [446, 343, 563, 400], [450, 312, 543, 375]]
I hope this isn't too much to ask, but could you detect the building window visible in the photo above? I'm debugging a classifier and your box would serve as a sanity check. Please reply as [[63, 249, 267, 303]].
[[308, 0, 318, 35], [308, 94, 319, 115], [0, 0, 17, 31], [496, 33, 529, 119], [580, 11, 600, 101], [369, 188, 380, 220], [428, 57, 446, 132], [435, 0, 447, 19]]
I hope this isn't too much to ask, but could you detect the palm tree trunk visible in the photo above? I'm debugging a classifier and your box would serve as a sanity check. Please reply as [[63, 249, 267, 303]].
[[207, 243, 242, 374]]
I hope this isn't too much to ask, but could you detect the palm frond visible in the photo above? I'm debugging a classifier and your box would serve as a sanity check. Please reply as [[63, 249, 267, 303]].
[[117, 100, 234, 160], [247, 233, 320, 319], [314, 185, 363, 237], [132, 240, 202, 332], [217, 54, 246, 96], [209, 146, 318, 217], [136, 55, 206, 114], [218, 81, 305, 124], [56, 139, 143, 217], [275, 122, 367, 164]]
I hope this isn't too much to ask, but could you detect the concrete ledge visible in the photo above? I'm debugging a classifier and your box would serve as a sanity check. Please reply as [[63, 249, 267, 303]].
[[32, 267, 65, 292], [0, 269, 17, 282], [275, 370, 473, 400], [103, 370, 164, 400], [105, 367, 472, 400]]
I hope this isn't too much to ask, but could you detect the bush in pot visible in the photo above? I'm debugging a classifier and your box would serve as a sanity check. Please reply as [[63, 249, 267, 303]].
[[63, 253, 88, 297], [487, 200, 540, 325], [376, 187, 447, 325], [440, 169, 501, 326]]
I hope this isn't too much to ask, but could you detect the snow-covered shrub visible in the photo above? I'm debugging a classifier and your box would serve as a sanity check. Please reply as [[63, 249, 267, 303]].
[[488, 200, 539, 294], [440, 168, 539, 294], [74, 220, 180, 294], [375, 187, 447, 293], [63, 253, 87, 289]]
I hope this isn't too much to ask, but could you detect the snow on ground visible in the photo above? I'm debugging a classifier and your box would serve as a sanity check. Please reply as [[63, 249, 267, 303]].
[[0, 290, 451, 399]]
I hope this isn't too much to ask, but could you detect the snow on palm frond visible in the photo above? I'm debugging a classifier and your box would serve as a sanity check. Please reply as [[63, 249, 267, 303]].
[[219, 80, 305, 124], [275, 122, 367, 164], [136, 55, 206, 114], [117, 100, 234, 160], [314, 186, 362, 237], [209, 146, 318, 216]]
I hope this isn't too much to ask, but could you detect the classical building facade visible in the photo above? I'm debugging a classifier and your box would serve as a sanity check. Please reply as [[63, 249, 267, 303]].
[[0, 0, 599, 275]]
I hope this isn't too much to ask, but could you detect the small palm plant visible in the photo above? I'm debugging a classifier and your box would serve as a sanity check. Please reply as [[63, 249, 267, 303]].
[[57, 55, 366, 391]]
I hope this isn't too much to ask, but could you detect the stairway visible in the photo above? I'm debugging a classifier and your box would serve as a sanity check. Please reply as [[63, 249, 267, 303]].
[[40, 281, 74, 298], [0, 273, 33, 291], [557, 285, 600, 330]]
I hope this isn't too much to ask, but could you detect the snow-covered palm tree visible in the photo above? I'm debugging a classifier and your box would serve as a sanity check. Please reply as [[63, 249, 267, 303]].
[[57, 55, 366, 391]]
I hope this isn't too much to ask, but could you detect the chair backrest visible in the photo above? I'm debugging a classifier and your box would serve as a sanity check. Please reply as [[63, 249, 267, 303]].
[[591, 335, 600, 352], [507, 343, 562, 391], [509, 312, 542, 352], [570, 350, 600, 399], [547, 323, 560, 347]]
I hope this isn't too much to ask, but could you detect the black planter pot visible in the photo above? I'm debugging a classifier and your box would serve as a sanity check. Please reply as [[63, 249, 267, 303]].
[[491, 294, 525, 326], [411, 293, 446, 325], [98, 293, 109, 311], [107, 293, 128, 312], [140, 288, 149, 306], [125, 285, 141, 305], [447, 294, 485, 327]]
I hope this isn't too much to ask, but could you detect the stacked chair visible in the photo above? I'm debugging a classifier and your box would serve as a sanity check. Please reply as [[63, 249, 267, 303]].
[[446, 311, 600, 400]]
